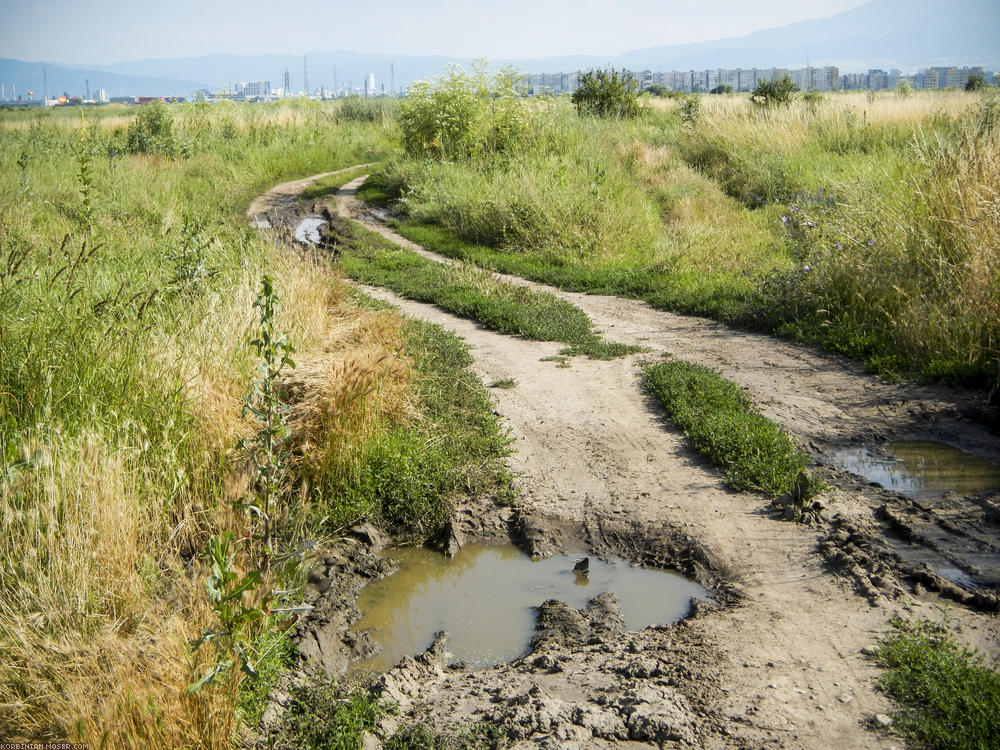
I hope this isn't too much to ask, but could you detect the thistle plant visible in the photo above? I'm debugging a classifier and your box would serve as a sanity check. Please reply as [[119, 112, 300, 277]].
[[240, 274, 296, 573], [189, 276, 302, 694], [74, 123, 96, 232]]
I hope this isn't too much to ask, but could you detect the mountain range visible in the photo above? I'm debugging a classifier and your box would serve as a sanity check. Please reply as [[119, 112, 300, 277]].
[[2, 0, 997, 100]]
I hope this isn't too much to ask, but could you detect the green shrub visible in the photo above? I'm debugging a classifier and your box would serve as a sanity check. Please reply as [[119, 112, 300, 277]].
[[572, 69, 641, 118], [398, 63, 527, 160], [678, 95, 701, 124], [965, 73, 986, 92], [126, 100, 175, 155], [750, 76, 798, 107]]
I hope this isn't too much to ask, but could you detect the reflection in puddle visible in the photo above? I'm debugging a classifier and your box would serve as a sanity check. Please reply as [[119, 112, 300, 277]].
[[831, 440, 1000, 498], [937, 566, 978, 589], [352, 544, 706, 672], [294, 216, 325, 245]]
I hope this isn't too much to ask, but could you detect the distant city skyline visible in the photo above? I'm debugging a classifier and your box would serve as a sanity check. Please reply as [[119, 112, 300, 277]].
[[2, 0, 870, 66]]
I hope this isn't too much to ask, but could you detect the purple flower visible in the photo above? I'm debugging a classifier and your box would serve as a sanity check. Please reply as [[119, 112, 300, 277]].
[[834, 243, 842, 250], [805, 221, 815, 228], [867, 238, 875, 247], [781, 215, 790, 223]]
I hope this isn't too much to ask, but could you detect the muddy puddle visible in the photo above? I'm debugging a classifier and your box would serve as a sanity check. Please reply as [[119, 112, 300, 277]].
[[829, 440, 1000, 498], [352, 543, 706, 673], [294, 215, 326, 245]]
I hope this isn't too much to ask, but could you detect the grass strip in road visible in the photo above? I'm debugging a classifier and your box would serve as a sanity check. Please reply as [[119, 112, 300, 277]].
[[873, 617, 1000, 750], [643, 359, 806, 497], [336, 218, 642, 360]]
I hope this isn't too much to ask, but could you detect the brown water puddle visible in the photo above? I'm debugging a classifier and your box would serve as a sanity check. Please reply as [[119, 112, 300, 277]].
[[830, 440, 1000, 498], [351, 543, 706, 672]]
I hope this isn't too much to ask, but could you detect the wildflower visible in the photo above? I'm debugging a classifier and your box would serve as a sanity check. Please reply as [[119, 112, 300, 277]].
[[804, 221, 815, 228], [781, 215, 790, 223], [867, 238, 874, 247]]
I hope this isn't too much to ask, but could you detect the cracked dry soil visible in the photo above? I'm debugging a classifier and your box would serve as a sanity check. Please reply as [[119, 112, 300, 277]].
[[248, 172, 1000, 749]]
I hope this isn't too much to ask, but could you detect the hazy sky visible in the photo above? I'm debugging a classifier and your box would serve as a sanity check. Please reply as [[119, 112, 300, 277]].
[[2, 0, 871, 65]]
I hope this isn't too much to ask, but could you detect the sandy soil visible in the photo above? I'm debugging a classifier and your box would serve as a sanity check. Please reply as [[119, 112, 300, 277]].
[[249, 172, 1000, 749]]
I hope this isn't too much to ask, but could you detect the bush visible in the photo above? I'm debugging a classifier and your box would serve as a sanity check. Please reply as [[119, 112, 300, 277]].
[[750, 76, 798, 107], [965, 73, 986, 92], [125, 100, 175, 155], [398, 63, 527, 160], [572, 69, 641, 119], [679, 95, 701, 124], [710, 84, 734, 94]]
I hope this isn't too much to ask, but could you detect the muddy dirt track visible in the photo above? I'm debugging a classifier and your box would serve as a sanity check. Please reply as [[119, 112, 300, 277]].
[[250, 171, 1000, 749]]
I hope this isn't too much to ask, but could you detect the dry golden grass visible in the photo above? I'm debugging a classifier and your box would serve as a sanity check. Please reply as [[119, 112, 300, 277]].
[[0, 245, 417, 745]]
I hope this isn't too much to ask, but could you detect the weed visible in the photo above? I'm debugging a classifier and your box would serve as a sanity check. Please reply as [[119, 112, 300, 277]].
[[126, 100, 176, 155], [399, 62, 528, 160], [240, 274, 296, 571], [678, 95, 701, 124], [74, 122, 96, 230], [489, 378, 517, 389], [769, 470, 827, 524], [0, 100, 399, 741], [277, 682, 392, 750], [873, 616, 1000, 750], [643, 359, 807, 496], [187, 532, 271, 693], [304, 315, 513, 539], [237, 628, 295, 726], [168, 213, 217, 292]]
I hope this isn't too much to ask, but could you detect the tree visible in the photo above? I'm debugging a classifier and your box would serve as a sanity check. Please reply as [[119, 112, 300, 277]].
[[645, 84, 668, 97], [572, 69, 641, 118], [710, 84, 734, 94], [750, 76, 798, 107], [966, 73, 986, 92]]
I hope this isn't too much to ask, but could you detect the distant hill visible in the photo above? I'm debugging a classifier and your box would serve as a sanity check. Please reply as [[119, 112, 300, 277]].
[[610, 0, 1000, 72], [0, 58, 207, 100], [2, 0, 997, 100]]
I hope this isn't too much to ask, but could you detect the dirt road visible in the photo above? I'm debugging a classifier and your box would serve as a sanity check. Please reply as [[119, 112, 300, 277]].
[[251, 171, 1000, 749]]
